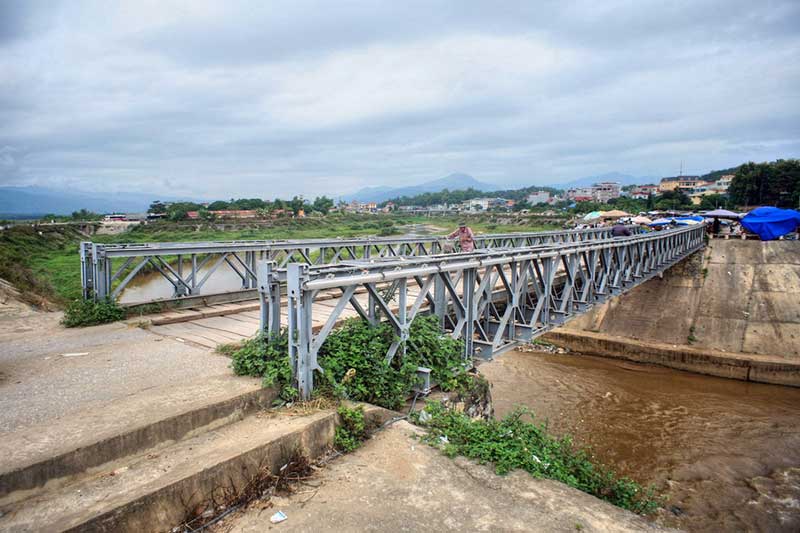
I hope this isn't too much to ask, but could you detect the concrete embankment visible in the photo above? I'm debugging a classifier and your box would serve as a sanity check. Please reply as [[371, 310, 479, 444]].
[[549, 239, 800, 386], [210, 421, 674, 533]]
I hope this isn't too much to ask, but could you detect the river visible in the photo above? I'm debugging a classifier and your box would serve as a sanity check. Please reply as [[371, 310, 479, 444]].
[[480, 350, 800, 532]]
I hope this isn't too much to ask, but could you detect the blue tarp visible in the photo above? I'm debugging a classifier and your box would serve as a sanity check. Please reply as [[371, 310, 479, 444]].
[[740, 207, 800, 240], [673, 215, 704, 226]]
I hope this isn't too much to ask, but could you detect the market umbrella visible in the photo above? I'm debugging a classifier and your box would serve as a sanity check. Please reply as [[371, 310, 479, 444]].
[[703, 209, 740, 219], [631, 215, 652, 224], [601, 209, 631, 218], [649, 218, 673, 226], [582, 211, 602, 221]]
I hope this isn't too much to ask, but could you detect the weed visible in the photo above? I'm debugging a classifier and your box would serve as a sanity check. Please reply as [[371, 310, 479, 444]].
[[61, 298, 126, 328], [414, 402, 661, 514], [687, 326, 697, 344], [334, 405, 367, 452], [701, 267, 708, 279]]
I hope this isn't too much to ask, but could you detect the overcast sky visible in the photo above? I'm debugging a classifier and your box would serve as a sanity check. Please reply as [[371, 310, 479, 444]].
[[1, 1, 798, 199]]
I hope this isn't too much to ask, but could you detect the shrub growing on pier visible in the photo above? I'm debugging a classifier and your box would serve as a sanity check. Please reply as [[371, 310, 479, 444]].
[[228, 315, 468, 409]]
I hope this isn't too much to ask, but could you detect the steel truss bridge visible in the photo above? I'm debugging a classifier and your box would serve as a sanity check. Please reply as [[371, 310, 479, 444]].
[[255, 224, 706, 399], [81, 226, 637, 303]]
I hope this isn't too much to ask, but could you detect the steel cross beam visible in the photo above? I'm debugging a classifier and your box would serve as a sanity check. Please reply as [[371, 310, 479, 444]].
[[258, 224, 706, 400], [81, 226, 641, 303]]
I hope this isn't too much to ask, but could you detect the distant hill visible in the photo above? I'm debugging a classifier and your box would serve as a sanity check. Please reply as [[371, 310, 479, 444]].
[[553, 171, 657, 189], [0, 186, 195, 217], [346, 173, 496, 203]]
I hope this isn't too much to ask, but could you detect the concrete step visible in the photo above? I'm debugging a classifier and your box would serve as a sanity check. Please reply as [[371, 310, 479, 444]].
[[0, 409, 337, 532], [0, 379, 276, 504]]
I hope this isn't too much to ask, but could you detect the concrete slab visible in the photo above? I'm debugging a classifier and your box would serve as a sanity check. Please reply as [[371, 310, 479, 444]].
[[696, 263, 754, 320], [691, 316, 747, 353], [752, 263, 800, 292], [708, 240, 764, 265], [216, 421, 672, 533], [748, 291, 800, 322], [762, 241, 800, 264], [0, 409, 338, 533], [742, 322, 800, 357]]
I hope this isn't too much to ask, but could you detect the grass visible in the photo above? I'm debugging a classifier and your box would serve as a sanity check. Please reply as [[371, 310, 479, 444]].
[[1, 214, 560, 306]]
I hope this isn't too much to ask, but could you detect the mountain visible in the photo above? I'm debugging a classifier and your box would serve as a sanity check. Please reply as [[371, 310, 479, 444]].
[[0, 186, 195, 218], [554, 171, 658, 189], [346, 173, 496, 203]]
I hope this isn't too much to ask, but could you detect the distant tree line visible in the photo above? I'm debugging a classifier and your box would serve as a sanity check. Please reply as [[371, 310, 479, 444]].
[[381, 185, 564, 208], [149, 196, 335, 221]]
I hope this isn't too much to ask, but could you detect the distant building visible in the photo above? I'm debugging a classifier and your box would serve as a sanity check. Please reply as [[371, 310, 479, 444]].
[[526, 191, 551, 205], [566, 182, 620, 203], [566, 187, 594, 202], [592, 182, 621, 203], [658, 177, 681, 192], [629, 184, 658, 199]]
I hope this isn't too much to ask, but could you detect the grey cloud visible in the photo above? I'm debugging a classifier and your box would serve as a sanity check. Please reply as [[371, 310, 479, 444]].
[[0, 1, 798, 198]]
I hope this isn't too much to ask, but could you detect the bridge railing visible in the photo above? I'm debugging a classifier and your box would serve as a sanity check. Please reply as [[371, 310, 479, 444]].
[[80, 226, 641, 303], [256, 224, 706, 399]]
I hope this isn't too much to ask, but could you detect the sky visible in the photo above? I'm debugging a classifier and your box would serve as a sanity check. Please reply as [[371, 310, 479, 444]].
[[1, 0, 799, 199]]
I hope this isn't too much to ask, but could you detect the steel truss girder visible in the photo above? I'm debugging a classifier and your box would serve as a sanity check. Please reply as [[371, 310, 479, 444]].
[[259, 224, 706, 399], [82, 226, 643, 303]]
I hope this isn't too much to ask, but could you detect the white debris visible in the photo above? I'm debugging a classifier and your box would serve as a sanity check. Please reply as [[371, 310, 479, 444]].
[[62, 352, 89, 357], [270, 511, 288, 524]]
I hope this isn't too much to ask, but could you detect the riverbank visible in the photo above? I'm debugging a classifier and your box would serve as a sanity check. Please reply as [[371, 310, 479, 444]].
[[480, 349, 800, 532], [209, 420, 673, 533]]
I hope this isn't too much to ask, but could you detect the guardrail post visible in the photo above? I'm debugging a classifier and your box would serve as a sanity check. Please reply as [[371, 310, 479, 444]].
[[80, 242, 93, 300], [462, 266, 476, 359], [287, 263, 314, 400], [257, 260, 281, 337]]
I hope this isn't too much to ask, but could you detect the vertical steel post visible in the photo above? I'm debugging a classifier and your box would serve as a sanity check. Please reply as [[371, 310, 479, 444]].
[[462, 267, 476, 359], [287, 263, 313, 400]]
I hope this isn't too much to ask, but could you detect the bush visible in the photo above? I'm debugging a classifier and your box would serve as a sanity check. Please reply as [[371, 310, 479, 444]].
[[61, 298, 126, 328], [334, 405, 367, 452], [227, 315, 467, 410], [229, 332, 297, 402], [414, 402, 660, 514]]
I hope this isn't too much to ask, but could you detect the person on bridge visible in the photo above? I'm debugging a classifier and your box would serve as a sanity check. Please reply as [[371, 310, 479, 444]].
[[448, 222, 476, 252], [611, 222, 632, 237]]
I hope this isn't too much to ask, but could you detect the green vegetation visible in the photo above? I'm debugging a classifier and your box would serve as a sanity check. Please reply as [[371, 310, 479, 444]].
[[334, 405, 368, 452], [728, 159, 800, 208], [61, 298, 126, 327], [413, 402, 660, 514], [229, 315, 467, 410], [0, 225, 87, 305], [149, 195, 336, 219]]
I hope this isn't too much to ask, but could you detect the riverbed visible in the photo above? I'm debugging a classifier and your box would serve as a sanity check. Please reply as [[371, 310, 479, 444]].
[[480, 350, 800, 532]]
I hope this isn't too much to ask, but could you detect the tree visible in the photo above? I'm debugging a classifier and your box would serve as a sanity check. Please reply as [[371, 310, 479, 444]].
[[207, 200, 230, 211], [654, 190, 691, 211], [149, 201, 167, 214], [312, 196, 334, 215], [728, 159, 800, 208], [288, 196, 307, 215], [70, 209, 102, 221], [698, 194, 732, 211]]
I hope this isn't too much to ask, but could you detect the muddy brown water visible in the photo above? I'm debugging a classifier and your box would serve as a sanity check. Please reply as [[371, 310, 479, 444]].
[[481, 350, 800, 532]]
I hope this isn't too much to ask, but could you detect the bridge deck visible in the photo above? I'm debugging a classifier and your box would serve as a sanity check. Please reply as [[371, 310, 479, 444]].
[[147, 286, 429, 348]]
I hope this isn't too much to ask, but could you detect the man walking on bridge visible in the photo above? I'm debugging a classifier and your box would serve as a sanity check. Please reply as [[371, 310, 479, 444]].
[[448, 222, 476, 252]]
